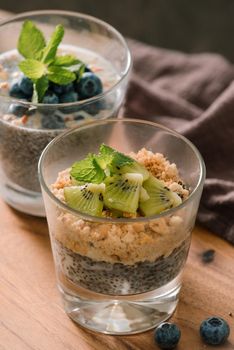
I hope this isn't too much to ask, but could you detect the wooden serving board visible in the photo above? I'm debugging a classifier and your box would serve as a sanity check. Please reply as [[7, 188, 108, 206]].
[[0, 197, 233, 350]]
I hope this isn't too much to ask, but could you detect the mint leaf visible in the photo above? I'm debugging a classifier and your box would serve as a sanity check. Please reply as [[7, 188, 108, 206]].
[[47, 66, 76, 85], [17, 20, 46, 60], [71, 154, 105, 184], [99, 144, 133, 168], [42, 25, 64, 64], [97, 144, 115, 168], [19, 59, 46, 80], [33, 76, 49, 102], [99, 144, 115, 157], [75, 63, 86, 81], [111, 152, 134, 168], [53, 55, 81, 66]]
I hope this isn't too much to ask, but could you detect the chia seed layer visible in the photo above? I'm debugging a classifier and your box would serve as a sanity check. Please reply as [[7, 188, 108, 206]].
[[55, 238, 190, 295], [0, 119, 61, 191], [0, 103, 119, 192]]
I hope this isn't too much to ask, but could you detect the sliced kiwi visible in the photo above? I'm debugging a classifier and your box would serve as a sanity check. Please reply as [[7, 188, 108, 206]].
[[114, 161, 149, 181], [99, 144, 149, 181], [104, 173, 143, 213], [64, 183, 105, 216], [140, 186, 150, 202], [139, 175, 182, 216]]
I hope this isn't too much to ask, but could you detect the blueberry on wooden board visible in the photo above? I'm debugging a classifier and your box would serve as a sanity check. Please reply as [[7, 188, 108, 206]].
[[200, 317, 230, 345], [154, 322, 181, 349]]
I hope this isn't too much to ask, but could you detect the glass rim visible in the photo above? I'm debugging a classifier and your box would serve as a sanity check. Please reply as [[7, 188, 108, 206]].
[[0, 9, 132, 108], [38, 118, 206, 223]]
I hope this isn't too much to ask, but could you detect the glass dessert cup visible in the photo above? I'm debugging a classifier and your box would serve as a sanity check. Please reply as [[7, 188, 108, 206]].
[[39, 118, 205, 335], [0, 10, 131, 217]]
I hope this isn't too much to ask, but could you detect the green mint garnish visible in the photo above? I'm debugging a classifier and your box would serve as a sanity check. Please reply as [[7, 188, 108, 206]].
[[70, 145, 135, 184], [99, 144, 134, 168], [18, 20, 46, 60], [41, 24, 64, 64], [32, 76, 49, 103], [71, 154, 105, 184], [53, 55, 82, 67], [17, 21, 84, 102], [19, 59, 46, 80], [47, 66, 76, 85]]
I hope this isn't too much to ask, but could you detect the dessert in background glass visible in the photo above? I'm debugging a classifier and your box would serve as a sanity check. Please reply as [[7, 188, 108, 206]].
[[39, 118, 205, 335], [0, 10, 131, 216]]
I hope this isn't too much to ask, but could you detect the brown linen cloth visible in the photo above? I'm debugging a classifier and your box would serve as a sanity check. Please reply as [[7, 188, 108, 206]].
[[124, 39, 234, 244]]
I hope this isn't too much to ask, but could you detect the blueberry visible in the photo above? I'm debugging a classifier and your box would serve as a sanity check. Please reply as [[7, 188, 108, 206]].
[[154, 322, 181, 349], [51, 82, 74, 95], [41, 113, 65, 129], [202, 249, 215, 263], [9, 82, 26, 99], [76, 72, 103, 99], [42, 92, 59, 104], [8, 103, 28, 117], [83, 100, 105, 116], [50, 83, 63, 95], [59, 91, 78, 104], [58, 91, 79, 114], [18, 76, 33, 97], [200, 317, 230, 345]]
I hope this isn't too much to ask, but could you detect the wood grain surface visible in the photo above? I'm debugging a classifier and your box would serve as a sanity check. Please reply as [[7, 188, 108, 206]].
[[0, 197, 233, 350]]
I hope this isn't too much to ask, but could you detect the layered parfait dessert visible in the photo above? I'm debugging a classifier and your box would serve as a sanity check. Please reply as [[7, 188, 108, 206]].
[[0, 15, 128, 215], [51, 144, 190, 295]]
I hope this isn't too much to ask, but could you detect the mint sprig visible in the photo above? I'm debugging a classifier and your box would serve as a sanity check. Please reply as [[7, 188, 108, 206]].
[[18, 20, 46, 60], [47, 66, 76, 85], [70, 144, 135, 184], [41, 24, 64, 64], [17, 21, 82, 102], [99, 144, 134, 168], [19, 59, 46, 80], [53, 55, 82, 67], [71, 154, 105, 184], [32, 76, 49, 103]]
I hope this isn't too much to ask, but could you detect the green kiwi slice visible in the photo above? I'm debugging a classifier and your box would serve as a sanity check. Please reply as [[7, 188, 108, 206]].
[[140, 187, 150, 202], [114, 161, 149, 181], [139, 175, 182, 216], [104, 173, 143, 213], [64, 183, 105, 216]]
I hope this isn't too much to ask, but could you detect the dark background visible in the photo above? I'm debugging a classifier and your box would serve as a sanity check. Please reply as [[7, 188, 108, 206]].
[[1, 0, 234, 61]]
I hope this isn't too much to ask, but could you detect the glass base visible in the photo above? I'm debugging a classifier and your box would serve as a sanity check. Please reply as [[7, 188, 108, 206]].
[[0, 181, 45, 217], [58, 274, 181, 335]]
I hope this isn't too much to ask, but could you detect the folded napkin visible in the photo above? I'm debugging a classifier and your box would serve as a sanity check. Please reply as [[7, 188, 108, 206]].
[[124, 39, 234, 244]]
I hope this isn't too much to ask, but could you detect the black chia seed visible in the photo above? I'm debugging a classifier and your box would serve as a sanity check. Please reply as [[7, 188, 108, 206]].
[[55, 238, 190, 295], [0, 118, 61, 191]]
